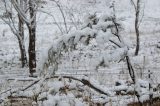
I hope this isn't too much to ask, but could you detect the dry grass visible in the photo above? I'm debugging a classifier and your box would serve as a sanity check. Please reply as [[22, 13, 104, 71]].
[[128, 97, 160, 106], [6, 96, 34, 106]]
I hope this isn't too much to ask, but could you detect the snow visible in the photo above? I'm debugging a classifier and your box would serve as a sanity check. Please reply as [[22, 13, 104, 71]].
[[133, 79, 153, 102], [96, 30, 111, 45], [1, 0, 160, 106], [48, 80, 64, 93]]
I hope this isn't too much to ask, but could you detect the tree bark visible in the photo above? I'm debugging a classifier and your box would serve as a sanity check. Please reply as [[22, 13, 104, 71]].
[[126, 56, 135, 83], [15, 0, 27, 67], [18, 13, 27, 67], [18, 38, 27, 67], [28, 0, 36, 75], [135, 0, 140, 56]]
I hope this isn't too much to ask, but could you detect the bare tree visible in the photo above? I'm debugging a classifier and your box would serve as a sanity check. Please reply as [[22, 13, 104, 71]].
[[0, 0, 27, 67], [18, 0, 28, 67], [130, 0, 141, 56], [11, 0, 38, 76], [28, 0, 37, 76]]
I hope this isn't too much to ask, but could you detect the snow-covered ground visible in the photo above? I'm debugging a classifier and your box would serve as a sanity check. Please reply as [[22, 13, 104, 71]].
[[0, 0, 160, 106]]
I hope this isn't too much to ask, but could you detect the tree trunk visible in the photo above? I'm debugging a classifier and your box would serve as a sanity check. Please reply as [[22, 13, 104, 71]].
[[28, 27, 36, 75], [16, 0, 27, 67], [18, 13, 27, 67], [28, 0, 36, 76], [18, 38, 27, 67], [135, 0, 140, 56], [126, 56, 135, 84], [135, 12, 140, 56]]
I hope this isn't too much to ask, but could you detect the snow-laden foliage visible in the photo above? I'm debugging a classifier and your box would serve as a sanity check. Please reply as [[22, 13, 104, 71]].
[[43, 13, 128, 75]]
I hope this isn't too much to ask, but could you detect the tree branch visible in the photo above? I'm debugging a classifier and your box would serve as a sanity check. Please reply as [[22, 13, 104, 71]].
[[11, 0, 28, 23], [130, 0, 137, 10]]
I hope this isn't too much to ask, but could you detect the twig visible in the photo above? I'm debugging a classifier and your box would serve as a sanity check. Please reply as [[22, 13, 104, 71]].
[[52, 0, 69, 33], [109, 39, 121, 48], [130, 0, 137, 10], [38, 9, 64, 34], [21, 80, 40, 91], [0, 89, 11, 95]]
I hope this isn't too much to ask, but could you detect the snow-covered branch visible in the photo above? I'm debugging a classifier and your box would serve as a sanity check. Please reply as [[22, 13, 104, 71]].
[[44, 13, 129, 74], [11, 0, 30, 24]]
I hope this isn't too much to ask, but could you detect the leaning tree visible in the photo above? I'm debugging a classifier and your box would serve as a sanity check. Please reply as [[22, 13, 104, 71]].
[[43, 12, 136, 84]]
